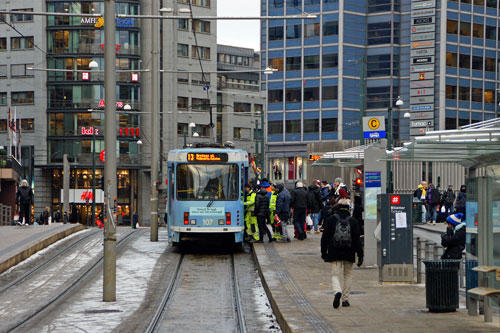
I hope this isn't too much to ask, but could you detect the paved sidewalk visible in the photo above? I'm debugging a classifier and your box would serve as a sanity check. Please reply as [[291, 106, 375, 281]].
[[0, 223, 84, 274], [253, 227, 499, 332]]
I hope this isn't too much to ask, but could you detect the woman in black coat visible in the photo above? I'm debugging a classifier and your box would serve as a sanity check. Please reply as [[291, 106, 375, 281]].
[[441, 213, 466, 259], [254, 188, 273, 243]]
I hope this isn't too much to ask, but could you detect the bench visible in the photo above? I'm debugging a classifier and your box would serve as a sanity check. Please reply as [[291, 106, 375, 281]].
[[466, 266, 500, 322]]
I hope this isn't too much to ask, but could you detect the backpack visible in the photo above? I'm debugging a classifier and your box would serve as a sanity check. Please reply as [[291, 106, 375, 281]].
[[307, 190, 318, 211], [332, 214, 352, 249]]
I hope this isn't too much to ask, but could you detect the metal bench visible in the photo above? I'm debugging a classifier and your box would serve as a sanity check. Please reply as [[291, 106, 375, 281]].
[[467, 266, 500, 322]]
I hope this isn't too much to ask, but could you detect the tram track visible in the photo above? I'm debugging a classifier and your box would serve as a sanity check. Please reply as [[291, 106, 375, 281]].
[[0, 229, 101, 296], [146, 253, 247, 333], [5, 229, 142, 333]]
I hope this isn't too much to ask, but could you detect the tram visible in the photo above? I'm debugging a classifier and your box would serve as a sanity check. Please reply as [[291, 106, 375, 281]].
[[166, 144, 249, 246]]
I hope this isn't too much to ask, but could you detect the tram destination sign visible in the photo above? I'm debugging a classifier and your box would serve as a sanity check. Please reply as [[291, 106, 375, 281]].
[[187, 152, 228, 162]]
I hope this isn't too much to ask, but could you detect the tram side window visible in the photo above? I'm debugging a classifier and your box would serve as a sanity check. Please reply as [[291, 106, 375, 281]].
[[176, 164, 239, 201]]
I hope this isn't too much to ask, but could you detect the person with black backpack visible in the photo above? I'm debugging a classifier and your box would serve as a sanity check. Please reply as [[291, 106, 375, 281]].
[[320, 189, 363, 309]]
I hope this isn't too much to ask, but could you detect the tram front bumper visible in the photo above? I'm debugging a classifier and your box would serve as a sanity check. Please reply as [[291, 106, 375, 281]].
[[172, 226, 243, 233]]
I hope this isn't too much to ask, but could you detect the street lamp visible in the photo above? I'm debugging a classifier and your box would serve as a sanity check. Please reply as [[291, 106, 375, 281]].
[[183, 122, 196, 147], [386, 96, 404, 194], [193, 132, 200, 137]]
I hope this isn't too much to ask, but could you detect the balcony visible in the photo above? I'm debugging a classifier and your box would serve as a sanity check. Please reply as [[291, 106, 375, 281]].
[[0, 154, 23, 180]]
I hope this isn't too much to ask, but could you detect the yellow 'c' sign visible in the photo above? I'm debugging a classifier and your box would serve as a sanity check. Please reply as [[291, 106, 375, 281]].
[[368, 118, 380, 130], [95, 17, 104, 28]]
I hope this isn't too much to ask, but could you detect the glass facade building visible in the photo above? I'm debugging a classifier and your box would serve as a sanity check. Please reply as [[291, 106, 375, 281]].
[[261, 0, 500, 183]]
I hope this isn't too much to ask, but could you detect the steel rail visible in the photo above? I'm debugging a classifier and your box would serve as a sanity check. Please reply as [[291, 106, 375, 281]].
[[231, 254, 247, 333]]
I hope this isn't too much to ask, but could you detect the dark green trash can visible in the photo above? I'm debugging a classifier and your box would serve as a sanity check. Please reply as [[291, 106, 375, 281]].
[[423, 260, 460, 312]]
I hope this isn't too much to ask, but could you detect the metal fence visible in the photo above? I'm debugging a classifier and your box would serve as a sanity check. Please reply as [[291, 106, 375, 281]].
[[0, 204, 12, 226]]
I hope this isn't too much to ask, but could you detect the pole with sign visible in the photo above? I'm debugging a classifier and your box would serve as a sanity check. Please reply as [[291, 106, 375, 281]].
[[362, 116, 386, 139]]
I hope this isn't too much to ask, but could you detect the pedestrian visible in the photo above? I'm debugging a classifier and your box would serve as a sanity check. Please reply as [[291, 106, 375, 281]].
[[331, 177, 349, 200], [413, 181, 427, 224], [69, 204, 78, 223], [441, 184, 455, 217], [254, 185, 273, 243], [275, 183, 291, 242], [132, 211, 139, 229], [441, 213, 466, 259], [454, 184, 466, 216], [291, 181, 308, 240], [54, 210, 62, 223], [321, 191, 363, 309], [16, 179, 34, 226], [307, 180, 323, 234], [426, 183, 440, 225], [269, 184, 281, 241], [41, 206, 51, 225], [63, 211, 69, 224], [244, 184, 258, 242]]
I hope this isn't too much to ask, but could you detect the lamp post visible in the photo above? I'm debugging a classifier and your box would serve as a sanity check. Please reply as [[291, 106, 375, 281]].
[[89, 60, 99, 228], [183, 122, 196, 147], [386, 96, 404, 194]]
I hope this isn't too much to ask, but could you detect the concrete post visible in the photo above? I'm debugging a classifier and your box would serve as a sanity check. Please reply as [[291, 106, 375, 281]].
[[103, 0, 117, 302], [416, 237, 422, 283]]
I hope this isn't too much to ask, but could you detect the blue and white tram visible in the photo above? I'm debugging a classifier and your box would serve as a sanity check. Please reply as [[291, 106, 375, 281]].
[[166, 146, 249, 245]]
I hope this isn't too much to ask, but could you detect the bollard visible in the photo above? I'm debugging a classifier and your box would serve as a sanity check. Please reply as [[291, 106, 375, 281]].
[[416, 238, 422, 284], [433, 243, 439, 260], [424, 241, 430, 260]]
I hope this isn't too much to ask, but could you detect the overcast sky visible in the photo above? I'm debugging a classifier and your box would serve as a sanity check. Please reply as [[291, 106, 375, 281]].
[[217, 0, 261, 51]]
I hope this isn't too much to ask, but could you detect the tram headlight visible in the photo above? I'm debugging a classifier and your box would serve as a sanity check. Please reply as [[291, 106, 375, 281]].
[[218, 219, 224, 225], [190, 219, 196, 225]]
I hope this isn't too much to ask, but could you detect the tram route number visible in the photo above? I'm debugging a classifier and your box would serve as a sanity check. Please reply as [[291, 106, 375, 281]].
[[202, 218, 214, 225]]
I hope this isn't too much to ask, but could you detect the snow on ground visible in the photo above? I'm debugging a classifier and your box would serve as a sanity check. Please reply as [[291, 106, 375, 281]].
[[253, 275, 282, 332], [35, 228, 169, 333]]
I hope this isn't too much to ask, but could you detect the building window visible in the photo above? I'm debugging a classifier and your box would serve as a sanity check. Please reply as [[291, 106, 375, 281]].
[[304, 119, 319, 133], [286, 56, 301, 71], [322, 86, 338, 100], [460, 22, 471, 36], [368, 0, 392, 13], [445, 117, 457, 130], [0, 38, 6, 50], [323, 21, 338, 36], [178, 96, 188, 109], [178, 19, 188, 30], [367, 86, 390, 108], [11, 63, 34, 77], [472, 56, 482, 71], [0, 92, 7, 105], [304, 23, 320, 38], [178, 123, 188, 135], [323, 53, 338, 68], [368, 22, 392, 45], [192, 46, 210, 60], [269, 57, 284, 71], [304, 55, 320, 69], [472, 23, 484, 38], [287, 0, 302, 7], [11, 36, 34, 50], [193, 20, 210, 33], [178, 43, 189, 57], [286, 24, 301, 39], [322, 118, 338, 132], [486, 25, 496, 40], [459, 86, 470, 101], [486, 0, 497, 8], [471, 87, 482, 102], [485, 89, 495, 103], [0, 120, 6, 132], [180, 0, 210, 7], [286, 119, 301, 134], [269, 89, 283, 103], [485, 57, 496, 72], [285, 88, 301, 102], [234, 102, 251, 112], [11, 8, 33, 22], [447, 20, 458, 35], [11, 91, 34, 104], [304, 87, 319, 101], [269, 26, 284, 41], [233, 127, 250, 140], [254, 104, 263, 114], [21, 118, 34, 131], [459, 54, 470, 69], [0, 65, 6, 78], [446, 52, 457, 67], [305, 0, 320, 4], [269, 0, 285, 8], [367, 54, 391, 77], [178, 73, 188, 84], [192, 98, 210, 110], [446, 85, 457, 99], [268, 120, 283, 134]]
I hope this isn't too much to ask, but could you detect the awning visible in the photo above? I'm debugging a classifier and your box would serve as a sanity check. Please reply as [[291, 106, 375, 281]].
[[312, 143, 376, 168]]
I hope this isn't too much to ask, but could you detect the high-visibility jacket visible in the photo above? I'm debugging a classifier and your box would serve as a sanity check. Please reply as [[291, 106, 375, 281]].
[[244, 190, 256, 214], [270, 191, 278, 213]]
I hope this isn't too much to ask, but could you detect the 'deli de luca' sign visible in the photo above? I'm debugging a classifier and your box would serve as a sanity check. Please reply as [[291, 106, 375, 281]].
[[363, 116, 386, 139]]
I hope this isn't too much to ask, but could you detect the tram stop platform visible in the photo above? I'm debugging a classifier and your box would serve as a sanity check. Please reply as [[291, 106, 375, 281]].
[[253, 226, 500, 332], [0, 223, 84, 275]]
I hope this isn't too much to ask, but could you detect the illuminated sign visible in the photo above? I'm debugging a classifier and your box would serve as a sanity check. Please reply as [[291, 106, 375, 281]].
[[116, 17, 136, 28], [187, 153, 228, 162], [131, 73, 139, 82], [80, 17, 104, 28], [82, 72, 90, 81], [97, 100, 127, 109], [81, 126, 100, 135], [119, 127, 140, 136], [308, 154, 323, 162]]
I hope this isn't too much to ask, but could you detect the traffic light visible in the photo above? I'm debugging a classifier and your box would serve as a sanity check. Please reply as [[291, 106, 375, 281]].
[[355, 178, 362, 186]]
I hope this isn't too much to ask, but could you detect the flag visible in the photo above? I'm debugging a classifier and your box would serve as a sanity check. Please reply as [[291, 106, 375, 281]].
[[17, 113, 21, 159], [12, 107, 17, 159], [7, 105, 11, 141]]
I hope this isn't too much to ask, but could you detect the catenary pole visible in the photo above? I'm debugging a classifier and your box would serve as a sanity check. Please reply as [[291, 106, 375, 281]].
[[103, 0, 117, 302]]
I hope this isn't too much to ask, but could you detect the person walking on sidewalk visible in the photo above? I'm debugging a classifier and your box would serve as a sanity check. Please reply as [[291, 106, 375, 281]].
[[275, 183, 291, 242], [254, 185, 273, 243], [307, 180, 323, 234], [321, 195, 363, 309], [291, 181, 308, 240], [40, 206, 51, 225], [426, 183, 440, 225], [454, 184, 466, 216], [441, 213, 466, 259], [16, 179, 34, 226], [132, 211, 139, 229], [441, 184, 455, 217]]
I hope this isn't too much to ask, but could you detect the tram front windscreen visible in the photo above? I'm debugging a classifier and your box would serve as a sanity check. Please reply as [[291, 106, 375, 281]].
[[176, 164, 239, 201]]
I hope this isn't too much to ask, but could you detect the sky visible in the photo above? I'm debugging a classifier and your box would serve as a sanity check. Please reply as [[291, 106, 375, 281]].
[[217, 0, 261, 51]]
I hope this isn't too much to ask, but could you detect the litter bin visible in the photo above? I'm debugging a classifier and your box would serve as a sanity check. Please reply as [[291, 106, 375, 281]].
[[423, 260, 460, 312]]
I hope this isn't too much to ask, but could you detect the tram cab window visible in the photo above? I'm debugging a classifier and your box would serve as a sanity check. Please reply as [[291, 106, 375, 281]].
[[177, 164, 239, 201]]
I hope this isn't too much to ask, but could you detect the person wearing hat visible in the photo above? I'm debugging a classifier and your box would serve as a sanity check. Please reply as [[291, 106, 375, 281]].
[[291, 181, 308, 240], [16, 179, 34, 226], [441, 213, 466, 259]]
